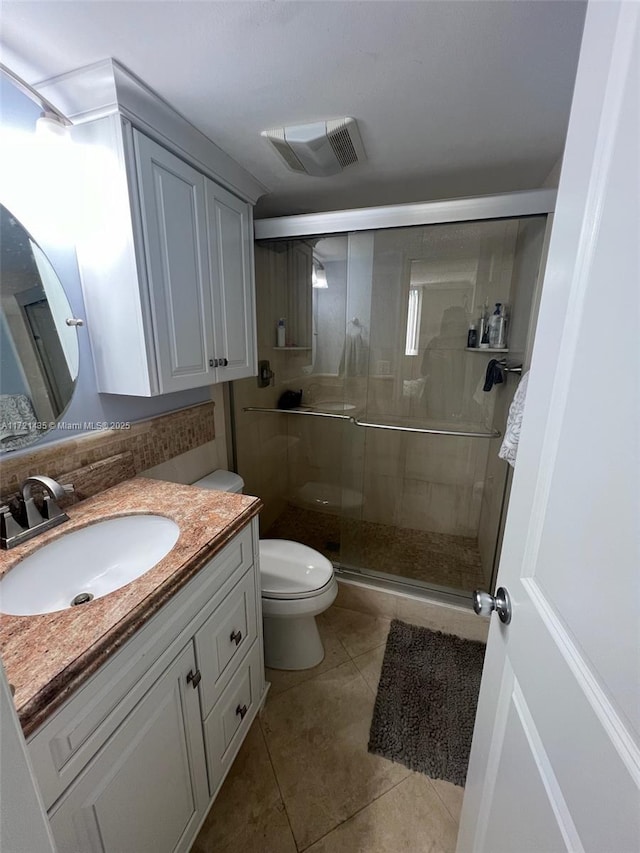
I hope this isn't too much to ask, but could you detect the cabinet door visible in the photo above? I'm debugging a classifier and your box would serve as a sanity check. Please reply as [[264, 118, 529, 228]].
[[206, 181, 257, 381], [134, 131, 215, 393], [48, 644, 208, 853]]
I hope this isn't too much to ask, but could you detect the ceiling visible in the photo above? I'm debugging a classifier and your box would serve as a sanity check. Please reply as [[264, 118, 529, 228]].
[[1, 1, 586, 219]]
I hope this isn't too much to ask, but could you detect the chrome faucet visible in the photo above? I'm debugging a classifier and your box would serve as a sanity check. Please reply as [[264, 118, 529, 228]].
[[1, 475, 74, 550]]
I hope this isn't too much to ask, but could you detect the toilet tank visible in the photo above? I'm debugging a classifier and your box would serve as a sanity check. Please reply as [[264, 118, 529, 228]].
[[192, 469, 245, 493]]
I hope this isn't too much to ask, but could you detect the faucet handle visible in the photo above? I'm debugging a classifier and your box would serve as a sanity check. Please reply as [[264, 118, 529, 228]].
[[42, 484, 74, 521], [0, 505, 25, 540]]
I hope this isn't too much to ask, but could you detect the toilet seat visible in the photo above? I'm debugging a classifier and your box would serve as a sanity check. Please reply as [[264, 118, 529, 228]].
[[259, 539, 334, 599]]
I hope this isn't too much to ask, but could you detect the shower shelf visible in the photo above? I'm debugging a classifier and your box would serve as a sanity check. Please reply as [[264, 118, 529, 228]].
[[273, 346, 312, 351], [466, 347, 509, 353]]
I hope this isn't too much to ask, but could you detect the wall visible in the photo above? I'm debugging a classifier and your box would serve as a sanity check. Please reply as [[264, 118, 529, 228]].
[[542, 156, 563, 188]]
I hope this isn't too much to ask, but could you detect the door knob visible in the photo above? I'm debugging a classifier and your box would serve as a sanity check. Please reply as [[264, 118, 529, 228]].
[[473, 587, 512, 624], [222, 357, 229, 367]]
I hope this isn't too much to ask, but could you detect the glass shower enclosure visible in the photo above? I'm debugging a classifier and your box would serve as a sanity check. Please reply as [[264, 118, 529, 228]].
[[231, 194, 552, 603]]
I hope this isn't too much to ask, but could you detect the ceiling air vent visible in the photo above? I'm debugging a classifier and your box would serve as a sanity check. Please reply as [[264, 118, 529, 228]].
[[261, 118, 366, 177]]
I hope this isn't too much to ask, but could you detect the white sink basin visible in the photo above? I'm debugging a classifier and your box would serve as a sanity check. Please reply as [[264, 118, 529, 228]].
[[0, 515, 180, 616]]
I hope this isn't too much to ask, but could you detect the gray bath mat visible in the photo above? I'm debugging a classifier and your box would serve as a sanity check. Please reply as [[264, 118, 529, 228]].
[[368, 619, 485, 786]]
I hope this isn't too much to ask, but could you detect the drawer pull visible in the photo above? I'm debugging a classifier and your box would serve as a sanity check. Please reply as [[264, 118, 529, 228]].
[[230, 629, 243, 646], [187, 669, 202, 689], [236, 703, 248, 720]]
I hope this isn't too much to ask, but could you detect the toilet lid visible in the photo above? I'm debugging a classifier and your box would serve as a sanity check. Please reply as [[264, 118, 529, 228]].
[[259, 540, 334, 597]]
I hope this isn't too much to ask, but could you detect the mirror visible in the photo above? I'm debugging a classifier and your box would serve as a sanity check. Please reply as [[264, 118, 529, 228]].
[[0, 204, 79, 451]]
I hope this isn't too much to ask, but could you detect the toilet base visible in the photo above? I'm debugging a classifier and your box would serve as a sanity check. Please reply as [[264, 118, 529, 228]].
[[263, 614, 325, 670]]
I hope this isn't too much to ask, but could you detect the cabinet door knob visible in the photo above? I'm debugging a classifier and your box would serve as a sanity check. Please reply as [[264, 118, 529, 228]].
[[222, 357, 229, 367], [230, 629, 242, 646], [209, 358, 218, 368], [236, 703, 248, 720], [187, 669, 202, 689]]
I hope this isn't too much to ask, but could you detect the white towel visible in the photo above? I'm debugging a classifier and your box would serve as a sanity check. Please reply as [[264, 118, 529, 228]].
[[339, 328, 369, 376], [499, 372, 529, 467]]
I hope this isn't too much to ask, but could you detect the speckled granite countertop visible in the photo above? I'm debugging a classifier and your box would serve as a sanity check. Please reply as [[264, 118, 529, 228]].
[[0, 477, 261, 737]]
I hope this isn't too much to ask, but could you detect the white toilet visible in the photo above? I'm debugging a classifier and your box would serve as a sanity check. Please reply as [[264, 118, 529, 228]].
[[192, 470, 338, 670]]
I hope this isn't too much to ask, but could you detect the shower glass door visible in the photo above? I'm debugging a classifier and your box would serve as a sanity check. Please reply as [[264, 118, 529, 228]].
[[232, 211, 548, 601]]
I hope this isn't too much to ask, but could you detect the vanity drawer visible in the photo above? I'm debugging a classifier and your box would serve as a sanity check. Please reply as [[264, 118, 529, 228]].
[[28, 524, 254, 810], [194, 567, 258, 719], [202, 639, 262, 798]]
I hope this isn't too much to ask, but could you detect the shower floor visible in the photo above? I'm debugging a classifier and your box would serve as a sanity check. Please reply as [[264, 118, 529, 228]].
[[263, 504, 486, 593]]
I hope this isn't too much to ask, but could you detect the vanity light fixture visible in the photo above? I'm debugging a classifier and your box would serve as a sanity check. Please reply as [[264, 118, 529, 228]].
[[1, 63, 72, 135], [35, 110, 71, 139], [312, 260, 328, 289]]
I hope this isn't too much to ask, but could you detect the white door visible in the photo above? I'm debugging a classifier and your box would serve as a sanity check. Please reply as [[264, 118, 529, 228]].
[[134, 131, 215, 393], [457, 4, 640, 852], [206, 181, 257, 381]]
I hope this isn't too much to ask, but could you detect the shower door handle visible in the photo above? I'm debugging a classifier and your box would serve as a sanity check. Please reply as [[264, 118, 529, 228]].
[[473, 587, 512, 624]]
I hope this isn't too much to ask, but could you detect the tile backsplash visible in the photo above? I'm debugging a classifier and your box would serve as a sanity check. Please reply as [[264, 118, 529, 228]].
[[0, 402, 216, 503]]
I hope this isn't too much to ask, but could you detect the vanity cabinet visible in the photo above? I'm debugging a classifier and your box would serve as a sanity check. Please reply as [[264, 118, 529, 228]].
[[47, 644, 209, 853], [28, 520, 266, 853]]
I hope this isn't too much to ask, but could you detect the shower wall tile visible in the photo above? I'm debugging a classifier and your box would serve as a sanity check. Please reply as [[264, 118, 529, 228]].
[[397, 478, 430, 529], [363, 430, 405, 478], [362, 473, 403, 526], [396, 480, 480, 538], [404, 435, 469, 486]]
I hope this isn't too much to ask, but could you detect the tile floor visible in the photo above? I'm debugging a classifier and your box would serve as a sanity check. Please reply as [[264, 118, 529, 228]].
[[264, 504, 485, 594], [192, 597, 480, 853]]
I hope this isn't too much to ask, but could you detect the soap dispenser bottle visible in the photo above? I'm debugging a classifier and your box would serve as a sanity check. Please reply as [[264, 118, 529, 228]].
[[277, 317, 286, 347]]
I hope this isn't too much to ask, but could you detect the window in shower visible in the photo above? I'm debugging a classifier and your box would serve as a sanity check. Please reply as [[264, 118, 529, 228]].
[[231, 212, 549, 602]]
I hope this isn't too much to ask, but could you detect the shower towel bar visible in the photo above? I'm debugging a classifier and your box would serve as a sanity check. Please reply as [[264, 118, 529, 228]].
[[353, 419, 501, 439], [242, 407, 500, 438], [243, 406, 351, 420], [497, 360, 523, 375]]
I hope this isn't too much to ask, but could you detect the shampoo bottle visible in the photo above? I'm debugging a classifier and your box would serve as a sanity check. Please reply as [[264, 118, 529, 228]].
[[489, 303, 507, 348], [277, 317, 286, 347]]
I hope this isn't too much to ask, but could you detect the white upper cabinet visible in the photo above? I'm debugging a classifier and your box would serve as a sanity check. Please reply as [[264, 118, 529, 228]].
[[206, 181, 256, 382], [38, 59, 264, 396], [134, 132, 215, 393]]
